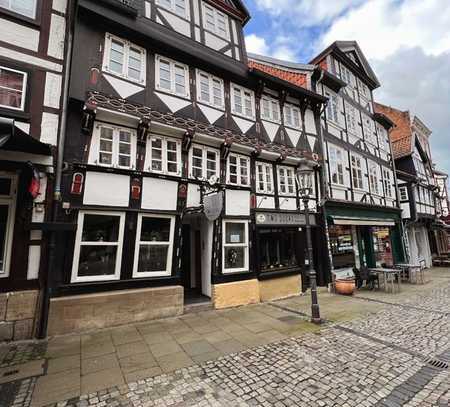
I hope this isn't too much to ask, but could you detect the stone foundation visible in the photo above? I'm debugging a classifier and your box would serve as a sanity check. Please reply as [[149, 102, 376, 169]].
[[212, 279, 260, 309], [259, 274, 301, 302], [47, 286, 184, 336], [0, 290, 40, 342]]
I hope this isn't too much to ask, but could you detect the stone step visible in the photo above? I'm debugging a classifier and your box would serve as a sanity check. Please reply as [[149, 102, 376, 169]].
[[183, 301, 214, 314]]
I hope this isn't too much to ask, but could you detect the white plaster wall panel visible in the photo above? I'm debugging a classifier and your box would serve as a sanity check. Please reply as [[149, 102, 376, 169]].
[[0, 46, 62, 72], [286, 96, 300, 105], [327, 124, 340, 138], [204, 32, 228, 51], [155, 92, 191, 113], [187, 183, 201, 207], [224, 49, 232, 58], [348, 134, 359, 145], [279, 198, 297, 211], [262, 120, 279, 142], [304, 109, 317, 134], [0, 18, 39, 51], [104, 74, 144, 99], [159, 10, 191, 37], [231, 20, 238, 45], [145, 1, 151, 18], [285, 128, 301, 147], [257, 196, 275, 209], [44, 73, 62, 109], [234, 47, 240, 61], [225, 190, 250, 216], [354, 191, 364, 202], [27, 246, 41, 280], [40, 112, 59, 145], [299, 200, 316, 211], [53, 0, 67, 13], [401, 203, 411, 219], [193, 0, 200, 24], [48, 14, 66, 59], [194, 27, 201, 42], [232, 116, 254, 134], [198, 104, 223, 124], [84, 172, 130, 207], [307, 135, 316, 151], [332, 188, 346, 200], [15, 121, 30, 134], [31, 206, 45, 222], [142, 178, 178, 211]]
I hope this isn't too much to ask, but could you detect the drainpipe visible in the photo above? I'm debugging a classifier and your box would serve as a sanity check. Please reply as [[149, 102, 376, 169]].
[[38, 0, 76, 339]]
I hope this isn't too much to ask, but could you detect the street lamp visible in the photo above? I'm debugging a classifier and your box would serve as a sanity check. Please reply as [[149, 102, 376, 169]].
[[296, 160, 321, 324]]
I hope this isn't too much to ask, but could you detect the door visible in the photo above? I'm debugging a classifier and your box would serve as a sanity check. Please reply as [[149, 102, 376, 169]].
[[181, 224, 191, 289], [0, 174, 17, 278]]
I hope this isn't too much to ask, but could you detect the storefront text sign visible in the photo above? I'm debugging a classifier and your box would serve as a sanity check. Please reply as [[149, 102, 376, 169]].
[[255, 212, 316, 226], [203, 192, 223, 221]]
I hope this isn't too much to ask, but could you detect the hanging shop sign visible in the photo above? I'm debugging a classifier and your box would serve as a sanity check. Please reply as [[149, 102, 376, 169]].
[[203, 191, 223, 221], [255, 212, 316, 226]]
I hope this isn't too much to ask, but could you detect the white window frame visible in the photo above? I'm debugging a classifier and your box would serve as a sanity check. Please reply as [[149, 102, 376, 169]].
[[376, 124, 389, 151], [202, 2, 229, 40], [0, 0, 37, 18], [260, 94, 281, 124], [345, 103, 358, 135], [227, 153, 250, 186], [283, 103, 302, 130], [230, 83, 255, 119], [156, 0, 189, 19], [188, 143, 220, 180], [102, 33, 146, 85], [399, 186, 408, 201], [71, 211, 125, 283], [362, 114, 376, 145], [255, 162, 274, 194], [0, 174, 17, 278], [383, 168, 393, 198], [222, 219, 249, 274], [146, 135, 182, 176], [132, 213, 175, 278], [155, 55, 190, 98], [89, 123, 137, 170], [277, 166, 296, 196], [0, 66, 27, 111], [369, 162, 380, 195], [325, 89, 341, 126], [350, 154, 364, 190], [196, 69, 224, 110], [328, 145, 345, 186]]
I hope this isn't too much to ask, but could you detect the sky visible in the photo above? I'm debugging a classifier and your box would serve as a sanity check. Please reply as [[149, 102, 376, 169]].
[[243, 0, 450, 176]]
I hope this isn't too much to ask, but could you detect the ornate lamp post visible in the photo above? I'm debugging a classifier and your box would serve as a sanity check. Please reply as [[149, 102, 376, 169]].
[[296, 160, 321, 324]]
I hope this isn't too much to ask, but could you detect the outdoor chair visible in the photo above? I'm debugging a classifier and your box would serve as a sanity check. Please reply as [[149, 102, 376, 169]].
[[355, 266, 379, 290]]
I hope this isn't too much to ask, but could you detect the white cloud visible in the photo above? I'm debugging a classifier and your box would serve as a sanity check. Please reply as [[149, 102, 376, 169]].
[[245, 33, 297, 61], [245, 33, 269, 55]]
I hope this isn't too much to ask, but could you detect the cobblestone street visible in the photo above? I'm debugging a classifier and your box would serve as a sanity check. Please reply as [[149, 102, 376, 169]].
[[1, 268, 449, 407]]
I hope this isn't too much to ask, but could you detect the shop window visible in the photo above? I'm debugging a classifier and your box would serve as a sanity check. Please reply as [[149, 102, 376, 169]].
[[373, 227, 393, 267], [147, 135, 182, 176], [0, 174, 16, 278], [227, 153, 250, 186], [255, 162, 274, 194], [155, 55, 190, 98], [189, 144, 219, 180], [71, 211, 125, 282], [329, 225, 355, 269], [277, 166, 296, 196], [0, 0, 36, 18], [223, 220, 248, 273], [0, 66, 27, 111], [133, 214, 175, 277], [259, 228, 298, 272]]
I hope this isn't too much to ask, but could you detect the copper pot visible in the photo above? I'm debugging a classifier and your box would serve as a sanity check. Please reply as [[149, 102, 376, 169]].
[[335, 279, 356, 295]]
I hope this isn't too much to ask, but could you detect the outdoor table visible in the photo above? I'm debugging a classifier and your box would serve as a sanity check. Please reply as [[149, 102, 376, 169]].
[[369, 268, 401, 293], [395, 263, 424, 284]]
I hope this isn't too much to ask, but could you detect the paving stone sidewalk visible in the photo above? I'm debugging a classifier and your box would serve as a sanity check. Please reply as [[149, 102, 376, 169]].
[[1, 267, 449, 407]]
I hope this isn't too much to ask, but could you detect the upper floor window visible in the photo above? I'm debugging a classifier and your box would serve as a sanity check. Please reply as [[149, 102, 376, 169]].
[[278, 166, 296, 196], [328, 145, 345, 186], [383, 168, 393, 198], [231, 84, 255, 119], [202, 2, 229, 39], [156, 0, 188, 18], [362, 114, 376, 145], [89, 123, 137, 169], [103, 34, 146, 85], [260, 95, 280, 123], [196, 70, 224, 109], [376, 124, 389, 151], [156, 55, 189, 98], [413, 148, 427, 180], [345, 103, 358, 135], [283, 103, 301, 130], [227, 153, 250, 186], [325, 90, 342, 126], [256, 162, 274, 194], [399, 186, 408, 201], [0, 66, 27, 111], [368, 162, 380, 195], [189, 144, 220, 180], [350, 154, 364, 190], [147, 135, 182, 176], [0, 0, 36, 18]]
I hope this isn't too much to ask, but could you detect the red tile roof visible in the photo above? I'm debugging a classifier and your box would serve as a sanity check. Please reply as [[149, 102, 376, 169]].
[[248, 60, 308, 89]]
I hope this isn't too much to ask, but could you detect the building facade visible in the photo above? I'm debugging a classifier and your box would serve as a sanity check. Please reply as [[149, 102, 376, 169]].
[[43, 0, 329, 336], [0, 0, 69, 341], [433, 169, 450, 255]]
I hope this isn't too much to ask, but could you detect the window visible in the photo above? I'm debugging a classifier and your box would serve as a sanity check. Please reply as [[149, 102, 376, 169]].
[[283, 103, 301, 129], [341, 65, 357, 99], [133, 214, 175, 277], [90, 124, 137, 169], [0, 174, 16, 278], [227, 153, 250, 186], [325, 90, 341, 126], [413, 148, 427, 180], [383, 168, 393, 198], [260, 95, 280, 123], [345, 103, 358, 134], [103, 34, 146, 85], [350, 154, 364, 190], [362, 114, 376, 144], [328, 145, 345, 186], [0, 66, 27, 111], [256, 162, 274, 194], [196, 70, 224, 109], [278, 166, 296, 196], [223, 220, 248, 273], [259, 228, 298, 272], [231, 84, 255, 119], [202, 2, 229, 39], [377, 124, 389, 151], [189, 144, 220, 180], [71, 211, 125, 283], [156, 55, 190, 98], [0, 0, 36, 18], [156, 0, 188, 18], [147, 135, 182, 176], [369, 162, 380, 195]]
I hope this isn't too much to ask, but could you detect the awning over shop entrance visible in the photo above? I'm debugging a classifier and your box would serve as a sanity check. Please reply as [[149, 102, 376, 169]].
[[326, 203, 401, 227], [331, 217, 396, 226]]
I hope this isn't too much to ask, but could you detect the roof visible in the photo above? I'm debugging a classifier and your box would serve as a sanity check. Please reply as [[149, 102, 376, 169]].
[[247, 53, 315, 72], [248, 60, 309, 89]]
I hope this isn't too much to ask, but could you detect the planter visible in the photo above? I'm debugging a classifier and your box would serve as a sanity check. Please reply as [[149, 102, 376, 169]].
[[335, 279, 356, 295]]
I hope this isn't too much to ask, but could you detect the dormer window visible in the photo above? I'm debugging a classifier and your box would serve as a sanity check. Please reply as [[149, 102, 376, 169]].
[[196, 70, 224, 109], [231, 84, 255, 119], [155, 55, 190, 98], [260, 95, 280, 124], [202, 2, 229, 39], [156, 0, 188, 19], [283, 103, 301, 129]]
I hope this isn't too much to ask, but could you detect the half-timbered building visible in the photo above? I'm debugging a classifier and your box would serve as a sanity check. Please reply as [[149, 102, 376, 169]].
[[433, 168, 450, 255], [44, 0, 328, 335], [0, 0, 69, 341]]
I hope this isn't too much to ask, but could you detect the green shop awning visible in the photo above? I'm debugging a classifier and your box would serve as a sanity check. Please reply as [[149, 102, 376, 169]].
[[330, 217, 396, 226], [326, 204, 401, 227]]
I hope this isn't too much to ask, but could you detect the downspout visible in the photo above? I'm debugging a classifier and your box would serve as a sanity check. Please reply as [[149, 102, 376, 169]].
[[38, 0, 76, 338]]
